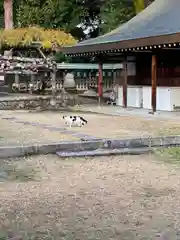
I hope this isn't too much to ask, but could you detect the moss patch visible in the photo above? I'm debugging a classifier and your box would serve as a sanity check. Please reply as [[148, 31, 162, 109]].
[[155, 147, 180, 164], [0, 160, 39, 182]]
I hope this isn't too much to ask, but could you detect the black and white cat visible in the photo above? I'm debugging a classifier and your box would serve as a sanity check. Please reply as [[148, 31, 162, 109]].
[[62, 116, 88, 128]]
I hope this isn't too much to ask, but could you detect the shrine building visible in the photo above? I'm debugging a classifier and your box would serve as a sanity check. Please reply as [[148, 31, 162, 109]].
[[61, 0, 180, 112]]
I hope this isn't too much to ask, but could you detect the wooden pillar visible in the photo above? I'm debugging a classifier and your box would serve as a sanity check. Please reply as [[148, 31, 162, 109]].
[[151, 55, 157, 113], [51, 63, 57, 100], [123, 58, 128, 108], [14, 73, 19, 92], [98, 61, 103, 104], [30, 73, 36, 90], [62, 70, 65, 87], [15, 73, 19, 85]]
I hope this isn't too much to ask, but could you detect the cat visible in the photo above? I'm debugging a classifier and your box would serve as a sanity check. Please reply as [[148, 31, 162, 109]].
[[62, 115, 88, 128]]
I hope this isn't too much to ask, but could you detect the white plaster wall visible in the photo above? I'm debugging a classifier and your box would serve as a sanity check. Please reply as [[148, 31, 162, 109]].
[[156, 87, 171, 111], [127, 86, 142, 108], [142, 86, 151, 109], [117, 86, 123, 106], [170, 87, 180, 110], [142, 87, 172, 111], [117, 85, 142, 107]]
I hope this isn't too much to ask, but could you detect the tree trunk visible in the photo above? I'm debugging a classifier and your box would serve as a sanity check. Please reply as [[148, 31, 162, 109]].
[[134, 0, 153, 14], [134, 0, 145, 14], [4, 0, 13, 29]]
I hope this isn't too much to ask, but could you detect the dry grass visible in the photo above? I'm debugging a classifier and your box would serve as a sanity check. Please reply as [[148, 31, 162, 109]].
[[0, 159, 39, 182], [3, 110, 180, 140], [0, 154, 180, 239], [155, 147, 180, 165], [0, 118, 77, 146]]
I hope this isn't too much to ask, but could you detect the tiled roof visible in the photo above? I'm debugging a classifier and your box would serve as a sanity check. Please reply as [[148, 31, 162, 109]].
[[62, 0, 180, 54]]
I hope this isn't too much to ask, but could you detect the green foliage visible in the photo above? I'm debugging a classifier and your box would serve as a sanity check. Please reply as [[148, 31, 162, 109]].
[[54, 52, 71, 63], [16, 0, 84, 30], [100, 0, 135, 34], [1, 0, 155, 42], [14, 0, 100, 39], [100, 0, 155, 35]]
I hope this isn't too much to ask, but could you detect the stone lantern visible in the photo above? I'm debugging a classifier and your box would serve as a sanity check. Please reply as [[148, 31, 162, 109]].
[[63, 72, 76, 89]]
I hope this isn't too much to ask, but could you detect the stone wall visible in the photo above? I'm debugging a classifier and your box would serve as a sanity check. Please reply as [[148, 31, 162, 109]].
[[0, 93, 98, 110]]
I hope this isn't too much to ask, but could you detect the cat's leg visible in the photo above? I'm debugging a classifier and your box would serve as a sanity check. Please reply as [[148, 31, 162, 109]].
[[69, 121, 72, 128], [80, 121, 84, 127]]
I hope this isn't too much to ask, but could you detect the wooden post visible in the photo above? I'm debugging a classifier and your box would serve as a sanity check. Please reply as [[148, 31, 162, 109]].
[[30, 73, 35, 84], [62, 70, 65, 88], [52, 67, 57, 97], [112, 69, 114, 85], [50, 62, 57, 106], [15, 73, 19, 85], [123, 58, 127, 108], [98, 61, 103, 104], [29, 73, 35, 94], [151, 55, 157, 113]]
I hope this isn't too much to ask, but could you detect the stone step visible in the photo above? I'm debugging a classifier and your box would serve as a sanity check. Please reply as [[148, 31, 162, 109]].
[[56, 147, 153, 158]]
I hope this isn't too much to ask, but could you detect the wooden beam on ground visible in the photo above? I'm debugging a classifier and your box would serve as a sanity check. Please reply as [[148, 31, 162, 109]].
[[123, 58, 128, 108], [151, 55, 157, 113], [98, 61, 103, 104]]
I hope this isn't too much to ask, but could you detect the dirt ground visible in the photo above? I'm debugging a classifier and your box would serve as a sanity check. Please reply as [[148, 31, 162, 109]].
[[0, 116, 77, 146], [0, 154, 180, 239], [1, 110, 180, 142]]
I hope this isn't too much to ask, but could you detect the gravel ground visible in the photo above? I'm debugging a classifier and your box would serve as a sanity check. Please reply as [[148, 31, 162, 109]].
[[2, 110, 180, 140], [0, 118, 76, 146], [0, 154, 180, 239]]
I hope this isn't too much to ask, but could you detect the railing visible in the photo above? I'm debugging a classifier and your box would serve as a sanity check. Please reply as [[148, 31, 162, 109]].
[[75, 77, 115, 91]]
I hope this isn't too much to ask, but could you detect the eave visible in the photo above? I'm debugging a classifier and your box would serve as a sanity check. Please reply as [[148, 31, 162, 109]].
[[60, 0, 180, 57], [61, 33, 180, 56]]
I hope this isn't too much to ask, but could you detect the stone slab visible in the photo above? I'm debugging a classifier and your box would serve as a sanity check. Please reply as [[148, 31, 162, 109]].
[[0, 136, 180, 158], [56, 147, 153, 158], [0, 140, 102, 158], [103, 136, 180, 149]]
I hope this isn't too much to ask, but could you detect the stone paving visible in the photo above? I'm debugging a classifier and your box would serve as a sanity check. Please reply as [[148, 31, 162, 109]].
[[1, 109, 180, 147], [1, 115, 99, 141], [0, 118, 78, 146], [0, 111, 101, 146]]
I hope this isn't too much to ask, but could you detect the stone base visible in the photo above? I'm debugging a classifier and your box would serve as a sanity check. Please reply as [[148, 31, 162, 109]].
[[0, 93, 98, 110]]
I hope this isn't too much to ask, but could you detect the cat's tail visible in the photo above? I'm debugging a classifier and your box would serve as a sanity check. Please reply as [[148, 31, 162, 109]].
[[80, 117, 88, 124]]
